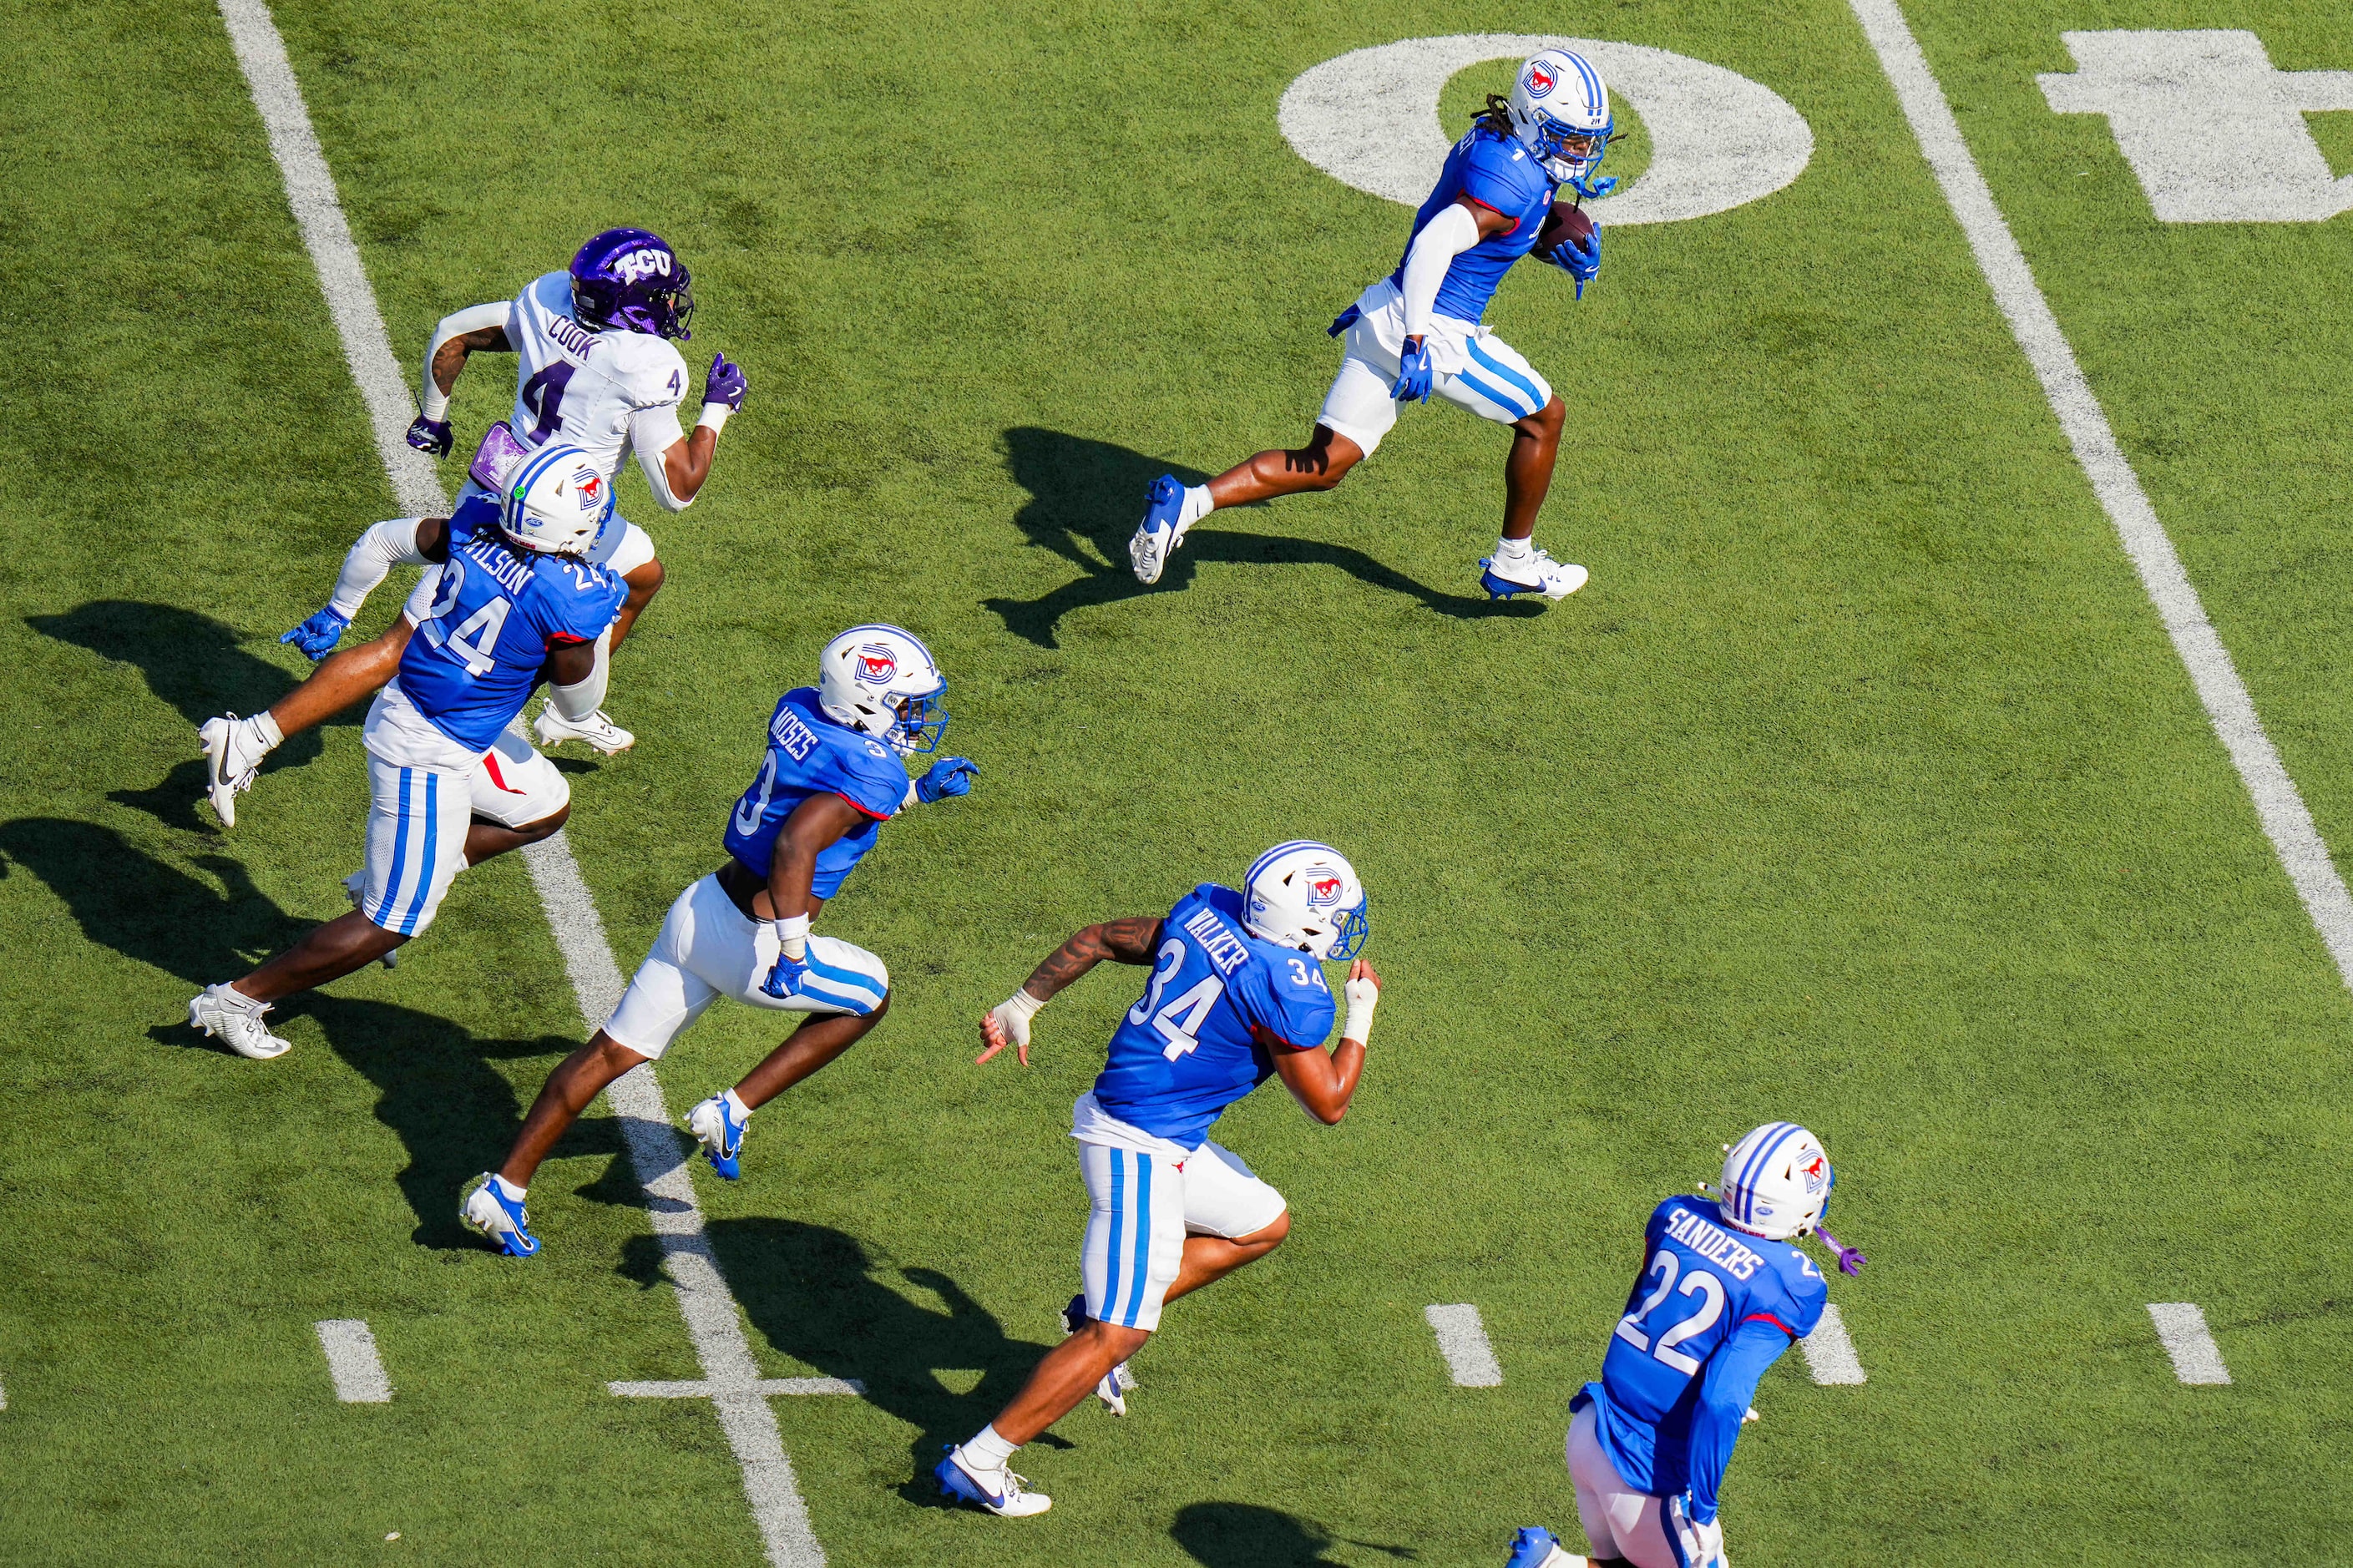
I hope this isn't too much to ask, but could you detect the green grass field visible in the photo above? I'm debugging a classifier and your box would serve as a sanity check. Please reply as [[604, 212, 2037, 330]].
[[3, 0, 2350, 1562]]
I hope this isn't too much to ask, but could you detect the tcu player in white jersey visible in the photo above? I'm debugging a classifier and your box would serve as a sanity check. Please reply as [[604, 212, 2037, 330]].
[[938, 843, 1382, 1517], [266, 227, 744, 756]]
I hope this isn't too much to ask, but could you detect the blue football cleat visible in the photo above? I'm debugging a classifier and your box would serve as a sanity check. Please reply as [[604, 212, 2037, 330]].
[[459, 1172, 541, 1258], [1129, 473, 1189, 585], [1480, 549, 1588, 602], [686, 1093, 749, 1180], [1506, 1525, 1576, 1567], [934, 1446, 1053, 1516]]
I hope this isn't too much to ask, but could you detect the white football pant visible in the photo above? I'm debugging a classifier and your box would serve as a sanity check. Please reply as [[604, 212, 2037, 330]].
[[1566, 1404, 1726, 1568], [1316, 278, 1555, 458], [1079, 1124, 1287, 1333], [602, 873, 890, 1059]]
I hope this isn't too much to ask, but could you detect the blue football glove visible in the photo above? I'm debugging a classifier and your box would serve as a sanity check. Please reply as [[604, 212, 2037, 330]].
[[702, 353, 748, 412], [406, 414, 453, 457], [1389, 337, 1434, 403], [1548, 220, 1602, 300], [279, 606, 351, 660], [760, 951, 810, 1000], [915, 756, 979, 804]]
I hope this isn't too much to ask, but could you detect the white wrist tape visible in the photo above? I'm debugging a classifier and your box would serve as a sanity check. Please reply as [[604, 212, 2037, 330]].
[[696, 402, 733, 436], [773, 913, 810, 961], [1342, 979, 1378, 1044], [1000, 987, 1045, 1023]]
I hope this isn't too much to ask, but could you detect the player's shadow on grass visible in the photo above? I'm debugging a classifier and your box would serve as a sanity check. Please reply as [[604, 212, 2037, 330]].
[[639, 1217, 1069, 1498], [27, 601, 345, 832], [0, 816, 605, 1247], [986, 427, 1542, 649], [1172, 1502, 1417, 1565]]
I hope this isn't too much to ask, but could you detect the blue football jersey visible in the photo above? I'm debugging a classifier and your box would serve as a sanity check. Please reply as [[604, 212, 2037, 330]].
[[1582, 1196, 1827, 1518], [397, 496, 626, 752], [721, 687, 908, 900], [1091, 884, 1338, 1149], [1387, 124, 1556, 323]]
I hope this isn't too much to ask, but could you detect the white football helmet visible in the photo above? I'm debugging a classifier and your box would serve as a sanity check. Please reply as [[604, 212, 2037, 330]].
[[499, 443, 611, 555], [1717, 1122, 1834, 1241], [1509, 48, 1612, 185], [817, 624, 949, 755], [1242, 841, 1369, 961]]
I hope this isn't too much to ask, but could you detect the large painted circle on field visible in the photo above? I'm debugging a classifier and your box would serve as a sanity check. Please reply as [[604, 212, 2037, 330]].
[[1278, 35, 1814, 225]]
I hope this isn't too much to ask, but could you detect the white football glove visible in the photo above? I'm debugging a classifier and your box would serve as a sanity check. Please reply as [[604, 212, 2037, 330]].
[[1666, 1496, 1728, 1568]]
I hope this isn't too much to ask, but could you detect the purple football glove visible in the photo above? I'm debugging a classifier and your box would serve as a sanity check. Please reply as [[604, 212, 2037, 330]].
[[702, 353, 748, 412], [406, 414, 453, 457], [280, 606, 351, 660], [1817, 1227, 1868, 1276]]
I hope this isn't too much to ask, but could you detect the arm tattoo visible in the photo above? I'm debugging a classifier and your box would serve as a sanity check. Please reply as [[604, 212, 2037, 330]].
[[1023, 917, 1163, 999]]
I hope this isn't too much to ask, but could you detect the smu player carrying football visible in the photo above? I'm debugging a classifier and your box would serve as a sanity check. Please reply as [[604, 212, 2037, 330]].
[[935, 843, 1383, 1517], [186, 446, 629, 1060], [1506, 1124, 1869, 1568], [255, 228, 746, 763], [1128, 48, 1615, 603], [456, 626, 981, 1257]]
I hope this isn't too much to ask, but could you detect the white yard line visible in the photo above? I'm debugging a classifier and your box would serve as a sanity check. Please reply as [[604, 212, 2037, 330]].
[[213, 3, 827, 1560], [611, 1378, 866, 1399], [2146, 1303, 2233, 1384], [314, 1319, 394, 1403], [1423, 1303, 1504, 1386], [1849, 0, 2353, 990], [0, 1372, 8, 1411], [1799, 1302, 1867, 1385]]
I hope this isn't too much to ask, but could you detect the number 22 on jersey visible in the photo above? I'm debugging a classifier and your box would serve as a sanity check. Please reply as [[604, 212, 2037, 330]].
[[1614, 1250, 1727, 1375], [1128, 939, 1225, 1061]]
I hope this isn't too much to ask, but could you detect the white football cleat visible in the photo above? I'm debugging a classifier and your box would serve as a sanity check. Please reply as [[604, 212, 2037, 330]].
[[197, 715, 270, 827], [342, 872, 397, 969], [1095, 1360, 1136, 1417], [934, 1449, 1052, 1517], [187, 983, 291, 1060], [1479, 549, 1588, 601], [534, 702, 635, 755], [1128, 473, 1192, 585]]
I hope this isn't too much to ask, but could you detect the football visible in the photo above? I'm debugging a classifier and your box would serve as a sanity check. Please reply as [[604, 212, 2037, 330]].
[[1536, 199, 1596, 259]]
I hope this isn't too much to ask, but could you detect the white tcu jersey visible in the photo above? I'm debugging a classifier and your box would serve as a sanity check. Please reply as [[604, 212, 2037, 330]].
[[504, 272, 691, 483]]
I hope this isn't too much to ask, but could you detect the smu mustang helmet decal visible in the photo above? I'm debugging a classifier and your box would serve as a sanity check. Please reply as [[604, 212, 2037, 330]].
[[1242, 841, 1369, 962], [817, 624, 949, 756]]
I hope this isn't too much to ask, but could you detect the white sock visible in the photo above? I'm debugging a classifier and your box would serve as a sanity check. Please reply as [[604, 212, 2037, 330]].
[[1495, 534, 1534, 562], [1179, 485, 1214, 528], [250, 711, 285, 752], [959, 1424, 1018, 1473], [721, 1088, 752, 1120], [492, 1174, 527, 1203]]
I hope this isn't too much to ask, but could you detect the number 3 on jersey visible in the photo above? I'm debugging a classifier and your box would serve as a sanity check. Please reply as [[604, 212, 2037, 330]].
[[1613, 1249, 1727, 1375], [1127, 938, 1227, 1061]]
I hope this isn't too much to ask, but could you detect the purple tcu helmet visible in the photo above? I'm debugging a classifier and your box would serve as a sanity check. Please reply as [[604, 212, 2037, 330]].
[[568, 227, 695, 340]]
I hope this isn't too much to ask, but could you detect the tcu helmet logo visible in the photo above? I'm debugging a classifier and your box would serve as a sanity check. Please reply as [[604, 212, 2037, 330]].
[[574, 472, 604, 511], [853, 644, 898, 685], [1525, 59, 1557, 98], [612, 246, 673, 285], [1303, 870, 1345, 909]]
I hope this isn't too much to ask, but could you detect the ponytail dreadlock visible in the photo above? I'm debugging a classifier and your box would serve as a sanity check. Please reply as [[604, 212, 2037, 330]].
[[1478, 93, 1516, 137]]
